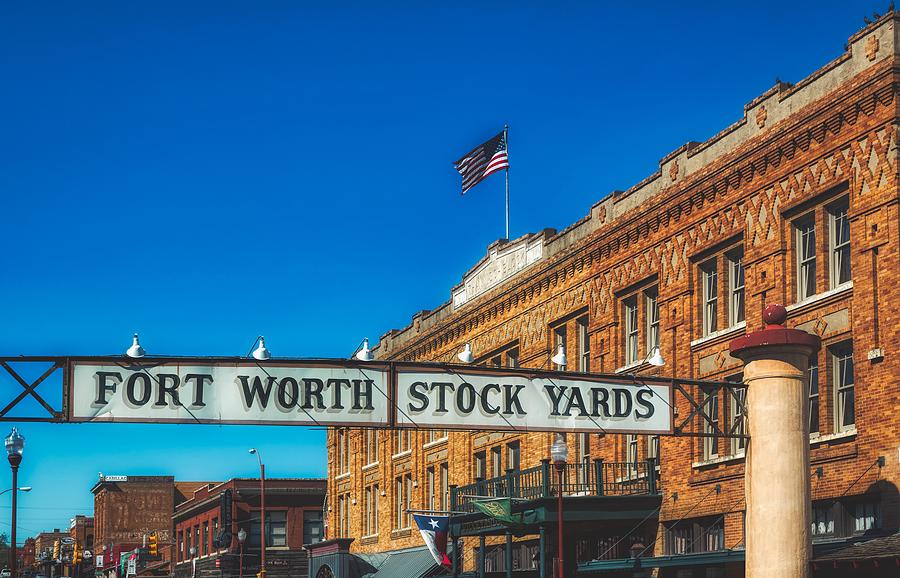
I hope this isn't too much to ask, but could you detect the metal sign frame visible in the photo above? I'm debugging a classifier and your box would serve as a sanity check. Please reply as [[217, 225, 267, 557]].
[[0, 356, 748, 438]]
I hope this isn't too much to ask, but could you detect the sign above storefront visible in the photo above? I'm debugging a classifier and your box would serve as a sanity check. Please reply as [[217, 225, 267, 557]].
[[59, 358, 675, 434]]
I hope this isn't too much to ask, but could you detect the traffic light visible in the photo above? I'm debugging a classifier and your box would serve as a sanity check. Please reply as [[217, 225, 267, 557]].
[[148, 533, 158, 556], [52, 540, 60, 561], [73, 544, 82, 564]]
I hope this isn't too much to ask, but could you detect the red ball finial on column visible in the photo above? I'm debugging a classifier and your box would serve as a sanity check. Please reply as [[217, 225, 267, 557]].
[[762, 303, 788, 327]]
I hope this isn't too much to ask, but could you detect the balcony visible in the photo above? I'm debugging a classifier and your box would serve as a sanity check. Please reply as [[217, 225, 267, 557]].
[[451, 458, 660, 514]]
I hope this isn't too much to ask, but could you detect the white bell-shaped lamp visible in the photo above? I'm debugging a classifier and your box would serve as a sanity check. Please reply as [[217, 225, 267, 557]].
[[457, 343, 474, 364], [646, 346, 666, 367], [126, 333, 145, 358], [355, 338, 374, 362], [252, 336, 271, 361], [551, 344, 567, 367]]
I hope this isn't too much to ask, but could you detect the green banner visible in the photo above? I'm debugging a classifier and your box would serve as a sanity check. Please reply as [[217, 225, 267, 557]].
[[472, 498, 537, 527]]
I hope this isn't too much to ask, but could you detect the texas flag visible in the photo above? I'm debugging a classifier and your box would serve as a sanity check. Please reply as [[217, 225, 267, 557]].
[[414, 513, 452, 568]]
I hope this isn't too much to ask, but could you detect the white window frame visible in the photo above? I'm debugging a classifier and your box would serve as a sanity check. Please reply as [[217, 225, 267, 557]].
[[701, 388, 719, 460], [439, 463, 449, 511], [727, 249, 745, 327], [729, 380, 746, 455], [577, 316, 590, 372], [832, 343, 855, 433], [701, 260, 718, 336], [645, 288, 660, 352], [796, 216, 817, 300], [624, 297, 639, 364], [626, 434, 639, 477], [828, 200, 851, 289], [506, 348, 519, 368], [808, 356, 820, 435]]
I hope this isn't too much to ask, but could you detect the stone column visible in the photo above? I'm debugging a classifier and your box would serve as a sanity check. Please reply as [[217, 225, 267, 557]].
[[729, 304, 820, 578]]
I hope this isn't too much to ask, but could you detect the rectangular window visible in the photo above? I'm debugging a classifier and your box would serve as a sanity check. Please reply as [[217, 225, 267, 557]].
[[796, 216, 817, 300], [507, 348, 519, 368], [702, 387, 719, 459], [811, 502, 835, 538], [212, 518, 218, 551], [575, 433, 590, 488], [727, 249, 745, 326], [665, 518, 724, 554], [647, 435, 660, 463], [727, 374, 745, 455], [489, 354, 502, 367], [853, 501, 879, 534], [474, 451, 486, 479], [645, 288, 660, 352], [554, 326, 567, 371], [626, 434, 638, 476], [624, 296, 639, 364], [266, 511, 287, 547], [426, 467, 435, 511], [577, 316, 590, 372], [336, 429, 350, 474], [828, 200, 851, 288], [491, 446, 502, 478], [194, 526, 199, 557], [832, 343, 855, 432], [303, 509, 324, 545], [364, 485, 379, 536], [394, 430, 411, 455], [394, 475, 411, 529], [506, 441, 520, 471], [701, 260, 718, 336], [177, 531, 183, 562], [808, 356, 820, 435], [365, 430, 379, 465], [439, 463, 449, 510]]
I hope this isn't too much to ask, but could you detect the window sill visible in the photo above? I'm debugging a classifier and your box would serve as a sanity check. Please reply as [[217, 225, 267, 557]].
[[615, 359, 649, 374], [614, 472, 648, 483], [811, 429, 857, 445], [361, 462, 380, 471], [392, 450, 412, 460], [693, 451, 745, 468], [334, 472, 350, 481], [786, 281, 853, 312], [690, 322, 746, 349], [423, 438, 448, 450], [391, 528, 412, 538], [360, 535, 379, 545]]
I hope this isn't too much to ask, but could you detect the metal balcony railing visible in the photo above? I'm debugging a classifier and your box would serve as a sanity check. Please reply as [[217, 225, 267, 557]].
[[451, 458, 659, 514]]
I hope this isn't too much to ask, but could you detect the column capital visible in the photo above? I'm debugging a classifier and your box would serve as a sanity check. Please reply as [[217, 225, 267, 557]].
[[729, 303, 820, 359]]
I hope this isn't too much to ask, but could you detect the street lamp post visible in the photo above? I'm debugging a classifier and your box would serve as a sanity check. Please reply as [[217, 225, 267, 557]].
[[550, 433, 568, 578], [237, 528, 247, 578], [5, 429, 24, 578], [249, 449, 266, 578]]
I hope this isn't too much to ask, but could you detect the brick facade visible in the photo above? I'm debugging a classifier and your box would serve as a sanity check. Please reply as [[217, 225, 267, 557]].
[[327, 11, 900, 577], [172, 478, 326, 578]]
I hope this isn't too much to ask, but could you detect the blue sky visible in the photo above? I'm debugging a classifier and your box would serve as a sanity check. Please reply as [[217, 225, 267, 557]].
[[0, 0, 886, 541]]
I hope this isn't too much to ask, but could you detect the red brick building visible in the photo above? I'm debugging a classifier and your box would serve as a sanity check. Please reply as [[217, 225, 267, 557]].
[[172, 478, 325, 578], [92, 476, 207, 578], [322, 10, 900, 578]]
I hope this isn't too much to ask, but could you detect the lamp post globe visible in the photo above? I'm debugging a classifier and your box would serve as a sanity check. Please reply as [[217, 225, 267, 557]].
[[5, 428, 24, 578]]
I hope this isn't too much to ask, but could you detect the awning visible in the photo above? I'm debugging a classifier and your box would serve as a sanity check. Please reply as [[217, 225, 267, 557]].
[[358, 546, 442, 578]]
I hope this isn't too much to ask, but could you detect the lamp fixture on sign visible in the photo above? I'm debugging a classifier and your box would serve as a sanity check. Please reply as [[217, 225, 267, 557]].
[[551, 344, 567, 367], [126, 334, 145, 358], [251, 336, 271, 361], [355, 338, 374, 362]]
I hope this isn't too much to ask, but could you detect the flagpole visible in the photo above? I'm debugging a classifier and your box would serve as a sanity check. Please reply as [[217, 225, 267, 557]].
[[504, 124, 510, 240]]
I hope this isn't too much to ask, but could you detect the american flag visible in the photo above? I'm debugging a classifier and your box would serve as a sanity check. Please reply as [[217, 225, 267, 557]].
[[453, 130, 509, 194]]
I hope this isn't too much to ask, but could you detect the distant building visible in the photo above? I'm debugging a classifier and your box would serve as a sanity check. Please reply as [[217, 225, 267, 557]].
[[172, 478, 326, 578], [31, 529, 69, 577], [91, 475, 208, 578]]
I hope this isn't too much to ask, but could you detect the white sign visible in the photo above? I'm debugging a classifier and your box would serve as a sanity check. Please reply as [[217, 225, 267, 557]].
[[71, 361, 390, 426], [395, 367, 672, 433], [127, 558, 136, 576], [96, 554, 103, 567], [101, 475, 128, 482]]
